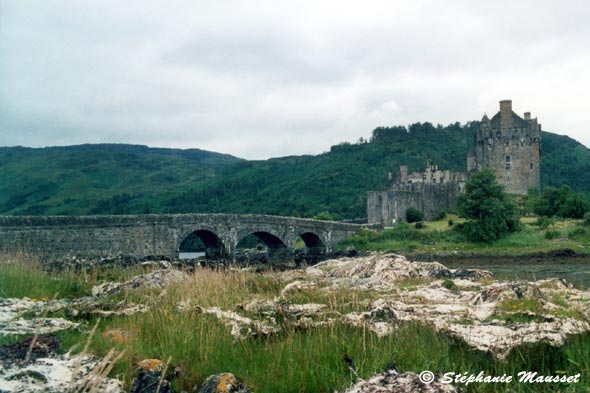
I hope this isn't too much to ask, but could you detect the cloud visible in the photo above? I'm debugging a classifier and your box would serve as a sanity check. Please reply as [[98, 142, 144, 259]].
[[1, 0, 589, 159]]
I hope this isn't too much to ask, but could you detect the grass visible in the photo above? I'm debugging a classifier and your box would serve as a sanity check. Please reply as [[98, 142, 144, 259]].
[[2, 256, 590, 392], [339, 216, 590, 257], [0, 254, 90, 299]]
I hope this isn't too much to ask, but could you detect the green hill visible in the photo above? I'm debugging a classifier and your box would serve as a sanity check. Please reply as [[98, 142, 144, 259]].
[[0, 144, 242, 215], [1, 124, 588, 219], [164, 123, 590, 220]]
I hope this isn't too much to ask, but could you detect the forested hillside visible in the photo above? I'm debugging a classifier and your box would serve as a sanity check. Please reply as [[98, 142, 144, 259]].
[[164, 123, 590, 220], [0, 124, 588, 219], [0, 144, 242, 215]]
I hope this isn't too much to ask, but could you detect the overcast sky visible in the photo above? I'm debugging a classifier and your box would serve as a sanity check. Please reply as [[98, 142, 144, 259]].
[[1, 1, 589, 159]]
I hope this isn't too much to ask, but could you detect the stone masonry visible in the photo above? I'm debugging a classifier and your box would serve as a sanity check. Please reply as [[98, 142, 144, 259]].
[[367, 163, 466, 225]]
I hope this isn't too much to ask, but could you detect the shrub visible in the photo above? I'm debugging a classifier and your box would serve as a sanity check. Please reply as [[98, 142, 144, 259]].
[[534, 216, 554, 229], [414, 222, 425, 229], [534, 185, 590, 218], [545, 230, 560, 240], [568, 227, 587, 240], [442, 279, 456, 290], [583, 212, 590, 227], [406, 208, 424, 223], [434, 211, 447, 221], [448, 219, 454, 226]]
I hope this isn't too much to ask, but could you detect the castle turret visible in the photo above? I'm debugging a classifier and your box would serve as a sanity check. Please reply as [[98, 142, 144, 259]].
[[469, 100, 541, 194]]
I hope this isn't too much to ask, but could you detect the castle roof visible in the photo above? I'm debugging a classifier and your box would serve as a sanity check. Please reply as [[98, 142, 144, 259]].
[[489, 111, 530, 128]]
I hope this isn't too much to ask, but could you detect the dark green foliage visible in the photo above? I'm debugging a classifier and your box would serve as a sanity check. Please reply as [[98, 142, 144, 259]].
[[533, 185, 590, 218], [165, 122, 477, 219], [0, 144, 241, 216], [434, 211, 447, 220], [406, 207, 424, 223], [340, 223, 465, 250], [414, 222, 425, 229], [442, 279, 456, 290], [448, 219, 454, 226], [568, 227, 587, 240], [559, 192, 590, 218], [313, 212, 338, 221], [457, 169, 521, 242], [533, 216, 554, 229], [545, 230, 560, 240], [583, 212, 590, 227]]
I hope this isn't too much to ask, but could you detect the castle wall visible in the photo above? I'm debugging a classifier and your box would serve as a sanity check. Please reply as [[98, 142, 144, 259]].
[[367, 183, 463, 225]]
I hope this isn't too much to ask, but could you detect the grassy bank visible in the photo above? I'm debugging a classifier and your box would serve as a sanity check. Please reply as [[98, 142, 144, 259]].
[[1, 256, 589, 392], [339, 215, 590, 257]]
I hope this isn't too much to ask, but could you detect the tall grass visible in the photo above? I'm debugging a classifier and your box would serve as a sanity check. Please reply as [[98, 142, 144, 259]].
[[0, 254, 89, 298]]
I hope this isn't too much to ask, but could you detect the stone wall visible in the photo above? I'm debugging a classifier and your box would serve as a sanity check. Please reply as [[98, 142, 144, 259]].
[[367, 182, 463, 225], [0, 214, 364, 261]]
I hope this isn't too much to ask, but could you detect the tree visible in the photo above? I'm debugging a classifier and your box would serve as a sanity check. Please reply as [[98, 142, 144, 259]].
[[457, 169, 520, 242], [533, 185, 589, 218]]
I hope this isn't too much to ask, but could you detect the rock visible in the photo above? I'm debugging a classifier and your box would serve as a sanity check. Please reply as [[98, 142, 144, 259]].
[[130, 359, 171, 393], [344, 369, 458, 392], [200, 307, 280, 339], [280, 280, 317, 295], [470, 282, 544, 305], [102, 329, 130, 344], [0, 298, 79, 336], [310, 254, 493, 291], [198, 373, 251, 393], [92, 269, 189, 297], [0, 353, 123, 392], [0, 334, 59, 364]]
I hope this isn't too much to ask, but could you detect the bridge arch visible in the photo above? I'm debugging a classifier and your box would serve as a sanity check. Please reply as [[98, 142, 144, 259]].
[[235, 231, 290, 263], [178, 229, 226, 259], [295, 232, 326, 265]]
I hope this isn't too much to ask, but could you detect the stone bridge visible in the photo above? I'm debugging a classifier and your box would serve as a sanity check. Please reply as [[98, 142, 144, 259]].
[[0, 214, 367, 262]]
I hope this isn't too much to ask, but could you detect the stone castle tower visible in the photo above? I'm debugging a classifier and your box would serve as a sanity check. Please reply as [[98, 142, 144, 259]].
[[467, 100, 541, 195]]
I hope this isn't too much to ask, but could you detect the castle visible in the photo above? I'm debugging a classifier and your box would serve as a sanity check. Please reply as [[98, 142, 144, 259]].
[[367, 100, 542, 225]]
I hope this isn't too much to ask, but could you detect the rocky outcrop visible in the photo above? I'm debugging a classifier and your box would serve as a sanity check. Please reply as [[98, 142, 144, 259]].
[[298, 253, 493, 291]]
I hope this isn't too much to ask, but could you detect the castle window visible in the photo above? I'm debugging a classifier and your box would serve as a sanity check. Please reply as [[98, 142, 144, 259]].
[[530, 163, 533, 170], [506, 156, 511, 163]]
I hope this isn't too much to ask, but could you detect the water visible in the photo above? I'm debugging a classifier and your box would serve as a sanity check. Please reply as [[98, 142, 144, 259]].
[[440, 257, 590, 289], [179, 252, 206, 260]]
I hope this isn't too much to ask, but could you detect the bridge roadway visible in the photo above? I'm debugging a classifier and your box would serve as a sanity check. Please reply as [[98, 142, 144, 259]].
[[0, 214, 368, 261]]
